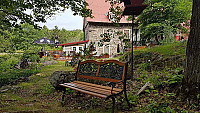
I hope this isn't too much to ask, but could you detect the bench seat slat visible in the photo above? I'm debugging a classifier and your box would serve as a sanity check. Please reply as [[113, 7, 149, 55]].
[[73, 81, 122, 92], [71, 82, 121, 94], [62, 83, 113, 96], [60, 81, 123, 98], [60, 83, 107, 98]]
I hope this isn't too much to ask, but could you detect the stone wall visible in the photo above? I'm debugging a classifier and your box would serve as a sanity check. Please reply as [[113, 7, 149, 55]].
[[85, 23, 139, 57]]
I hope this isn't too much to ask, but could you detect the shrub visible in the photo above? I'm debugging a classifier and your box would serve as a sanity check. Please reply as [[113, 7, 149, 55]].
[[0, 69, 39, 87], [22, 50, 39, 62], [104, 53, 109, 55], [0, 55, 20, 72]]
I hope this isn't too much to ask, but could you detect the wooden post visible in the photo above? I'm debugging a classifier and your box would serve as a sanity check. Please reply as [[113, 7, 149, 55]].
[[131, 15, 134, 81]]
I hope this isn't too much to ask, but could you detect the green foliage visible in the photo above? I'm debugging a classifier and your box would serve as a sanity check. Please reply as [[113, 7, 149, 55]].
[[98, 29, 125, 47], [52, 46, 62, 51], [105, 0, 124, 23], [80, 43, 97, 60], [137, 62, 151, 71], [167, 74, 183, 86], [104, 53, 109, 55], [0, 0, 92, 29], [142, 68, 183, 89], [140, 42, 186, 56], [22, 50, 40, 62], [0, 23, 84, 53], [98, 29, 113, 46], [52, 26, 84, 44], [127, 92, 138, 105], [66, 88, 74, 94], [120, 42, 186, 64], [38, 83, 55, 94], [146, 100, 175, 113], [0, 55, 20, 72], [138, 0, 192, 43], [149, 73, 164, 88], [0, 29, 15, 53], [0, 69, 39, 87]]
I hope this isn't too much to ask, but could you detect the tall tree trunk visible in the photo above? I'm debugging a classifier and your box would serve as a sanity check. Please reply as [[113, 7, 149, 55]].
[[182, 0, 200, 100]]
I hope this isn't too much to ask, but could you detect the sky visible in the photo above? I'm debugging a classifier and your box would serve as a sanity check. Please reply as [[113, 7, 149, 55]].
[[38, 9, 83, 30]]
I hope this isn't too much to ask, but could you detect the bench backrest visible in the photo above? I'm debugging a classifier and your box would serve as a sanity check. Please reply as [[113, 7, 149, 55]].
[[76, 60, 127, 83]]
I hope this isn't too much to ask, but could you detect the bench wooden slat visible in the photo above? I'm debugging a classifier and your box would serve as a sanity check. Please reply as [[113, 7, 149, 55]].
[[62, 83, 113, 96], [71, 82, 121, 94], [60, 83, 107, 98], [73, 81, 122, 92]]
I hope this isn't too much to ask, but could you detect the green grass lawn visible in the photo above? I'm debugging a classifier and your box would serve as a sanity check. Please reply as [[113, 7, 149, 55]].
[[0, 61, 75, 112]]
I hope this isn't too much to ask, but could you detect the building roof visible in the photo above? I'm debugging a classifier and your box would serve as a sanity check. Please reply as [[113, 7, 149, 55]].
[[59, 40, 89, 46], [85, 0, 131, 23]]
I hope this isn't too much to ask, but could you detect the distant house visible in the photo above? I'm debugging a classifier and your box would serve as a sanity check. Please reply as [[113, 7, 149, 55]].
[[59, 40, 89, 56], [176, 20, 190, 41], [83, 0, 140, 57]]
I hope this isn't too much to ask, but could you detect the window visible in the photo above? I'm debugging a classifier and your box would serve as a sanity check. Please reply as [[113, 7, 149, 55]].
[[105, 12, 116, 21], [63, 47, 70, 51], [79, 47, 83, 54], [109, 12, 115, 21], [79, 47, 83, 53], [104, 45, 110, 54], [101, 29, 113, 42], [124, 30, 130, 39], [113, 0, 121, 3], [73, 47, 76, 52], [103, 29, 113, 38], [133, 29, 140, 41], [79, 47, 82, 51]]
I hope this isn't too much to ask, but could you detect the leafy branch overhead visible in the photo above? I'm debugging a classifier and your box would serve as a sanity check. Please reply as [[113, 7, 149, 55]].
[[0, 0, 93, 29]]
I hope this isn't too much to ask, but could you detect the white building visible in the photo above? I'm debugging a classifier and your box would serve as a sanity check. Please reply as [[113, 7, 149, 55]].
[[59, 40, 89, 56]]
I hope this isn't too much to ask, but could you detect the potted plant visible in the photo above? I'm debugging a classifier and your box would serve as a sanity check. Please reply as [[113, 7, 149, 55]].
[[117, 52, 123, 57], [103, 53, 109, 58]]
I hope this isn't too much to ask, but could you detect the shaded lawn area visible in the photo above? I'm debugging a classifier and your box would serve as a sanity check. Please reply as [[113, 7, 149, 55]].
[[0, 61, 124, 113], [1, 42, 197, 113], [0, 61, 74, 112]]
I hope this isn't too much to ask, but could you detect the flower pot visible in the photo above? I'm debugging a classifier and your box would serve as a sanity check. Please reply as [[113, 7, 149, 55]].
[[103, 54, 109, 58]]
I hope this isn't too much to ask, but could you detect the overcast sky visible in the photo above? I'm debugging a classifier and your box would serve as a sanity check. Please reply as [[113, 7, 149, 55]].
[[38, 9, 83, 30]]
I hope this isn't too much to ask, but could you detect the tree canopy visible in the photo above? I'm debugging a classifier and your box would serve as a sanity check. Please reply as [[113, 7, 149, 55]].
[[0, 0, 92, 29], [137, 0, 192, 43], [0, 23, 84, 52]]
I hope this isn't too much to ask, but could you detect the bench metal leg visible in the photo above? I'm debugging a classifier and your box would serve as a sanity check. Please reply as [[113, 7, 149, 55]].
[[124, 90, 131, 108], [112, 97, 115, 113]]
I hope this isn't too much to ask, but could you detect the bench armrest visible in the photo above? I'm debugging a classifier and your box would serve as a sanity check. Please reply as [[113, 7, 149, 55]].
[[107, 79, 124, 94]]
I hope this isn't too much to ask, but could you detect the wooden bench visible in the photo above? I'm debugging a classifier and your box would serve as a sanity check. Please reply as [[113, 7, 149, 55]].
[[60, 60, 130, 113]]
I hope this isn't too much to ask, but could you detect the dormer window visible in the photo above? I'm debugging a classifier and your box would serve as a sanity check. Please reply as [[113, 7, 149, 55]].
[[113, 0, 121, 3], [105, 11, 116, 21]]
